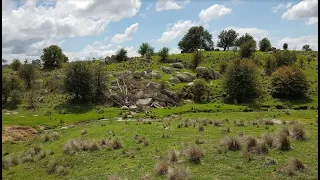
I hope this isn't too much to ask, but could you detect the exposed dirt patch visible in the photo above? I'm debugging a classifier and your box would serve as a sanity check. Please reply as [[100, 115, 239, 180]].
[[2, 126, 38, 143]]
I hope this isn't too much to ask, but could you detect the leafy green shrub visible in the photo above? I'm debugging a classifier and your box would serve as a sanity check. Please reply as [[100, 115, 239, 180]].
[[138, 43, 154, 57], [223, 59, 261, 102], [274, 50, 297, 67], [264, 56, 277, 76], [192, 50, 203, 69], [115, 48, 128, 62], [10, 59, 22, 71], [159, 47, 169, 62], [240, 39, 256, 58], [219, 61, 228, 74], [185, 79, 210, 103], [283, 43, 288, 50], [259, 37, 272, 52], [18, 64, 36, 89], [271, 66, 308, 98], [41, 45, 68, 69]]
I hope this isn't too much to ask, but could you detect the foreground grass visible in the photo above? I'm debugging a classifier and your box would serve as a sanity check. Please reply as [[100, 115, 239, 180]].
[[2, 110, 318, 180]]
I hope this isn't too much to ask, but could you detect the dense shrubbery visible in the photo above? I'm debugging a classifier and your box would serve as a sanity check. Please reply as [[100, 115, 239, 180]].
[[41, 45, 68, 69], [192, 50, 203, 69], [18, 64, 36, 89], [264, 56, 277, 76], [159, 47, 169, 62], [182, 79, 210, 103], [240, 39, 256, 58], [259, 38, 272, 52], [115, 48, 128, 62], [274, 50, 297, 67], [223, 59, 261, 102], [10, 59, 22, 71], [271, 66, 309, 98], [2, 75, 24, 108]]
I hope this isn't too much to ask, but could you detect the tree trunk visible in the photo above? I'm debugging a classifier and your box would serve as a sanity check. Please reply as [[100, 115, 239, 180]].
[[223, 47, 227, 51]]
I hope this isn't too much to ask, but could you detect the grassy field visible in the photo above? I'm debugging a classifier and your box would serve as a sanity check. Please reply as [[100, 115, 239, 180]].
[[2, 50, 318, 179]]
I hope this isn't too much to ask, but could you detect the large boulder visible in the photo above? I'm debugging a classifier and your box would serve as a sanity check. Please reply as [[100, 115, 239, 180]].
[[195, 67, 208, 74], [169, 76, 181, 84], [143, 73, 152, 79], [135, 91, 144, 99], [145, 68, 153, 73], [175, 72, 195, 82], [171, 63, 184, 69], [151, 70, 161, 79], [129, 105, 138, 111], [136, 98, 153, 106], [162, 66, 173, 74], [133, 71, 142, 78]]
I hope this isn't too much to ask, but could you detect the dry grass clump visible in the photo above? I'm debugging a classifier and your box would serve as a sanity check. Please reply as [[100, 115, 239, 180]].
[[184, 144, 204, 164], [195, 138, 205, 144], [47, 159, 68, 175], [235, 120, 245, 127], [290, 124, 306, 140], [108, 175, 128, 180], [81, 129, 88, 135], [276, 132, 291, 151], [167, 166, 191, 180], [155, 159, 169, 175], [279, 158, 306, 176], [198, 126, 204, 131], [259, 119, 274, 125], [244, 136, 257, 152], [221, 127, 230, 134], [256, 141, 269, 154], [109, 137, 123, 149], [167, 149, 179, 163], [2, 155, 19, 169], [221, 137, 241, 151], [213, 121, 221, 127], [42, 131, 60, 142], [262, 133, 274, 148]]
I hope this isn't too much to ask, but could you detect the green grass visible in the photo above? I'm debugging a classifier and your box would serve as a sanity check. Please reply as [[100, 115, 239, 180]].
[[2, 110, 318, 179]]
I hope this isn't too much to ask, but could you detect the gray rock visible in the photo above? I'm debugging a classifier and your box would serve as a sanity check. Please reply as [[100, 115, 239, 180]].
[[151, 70, 161, 79], [143, 73, 152, 79], [183, 99, 194, 104], [169, 76, 181, 84], [129, 105, 138, 111], [133, 71, 142, 78], [171, 63, 184, 69], [195, 67, 208, 74], [187, 82, 194, 86], [145, 68, 153, 73], [150, 101, 163, 108], [135, 91, 144, 99], [175, 72, 195, 82], [162, 66, 173, 74], [121, 106, 129, 110], [213, 71, 221, 79], [136, 98, 153, 106]]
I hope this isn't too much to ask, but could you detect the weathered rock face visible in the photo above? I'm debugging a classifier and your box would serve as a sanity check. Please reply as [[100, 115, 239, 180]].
[[169, 76, 181, 84], [129, 105, 138, 111], [171, 63, 184, 69], [162, 66, 173, 74], [143, 73, 152, 79], [133, 71, 142, 78], [145, 68, 153, 73], [121, 106, 129, 110], [136, 98, 153, 106], [135, 91, 144, 99], [151, 70, 161, 79], [175, 72, 195, 82], [195, 67, 208, 74]]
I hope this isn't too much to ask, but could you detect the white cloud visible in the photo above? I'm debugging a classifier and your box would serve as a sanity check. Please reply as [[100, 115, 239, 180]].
[[276, 35, 318, 50], [224, 27, 269, 42], [146, 4, 153, 11], [199, 4, 232, 22], [156, 0, 190, 12], [111, 23, 139, 44], [282, 0, 318, 25], [158, 20, 195, 43], [170, 47, 181, 54], [65, 42, 139, 61], [306, 16, 318, 25], [140, 13, 146, 18], [272, 2, 292, 13], [2, 0, 141, 60]]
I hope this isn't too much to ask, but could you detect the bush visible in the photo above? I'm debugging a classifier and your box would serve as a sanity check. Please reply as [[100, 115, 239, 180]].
[[159, 47, 169, 62], [219, 61, 228, 74], [276, 132, 291, 151], [26, 90, 37, 109], [18, 64, 36, 89], [192, 50, 203, 69], [274, 50, 297, 67], [283, 43, 288, 50], [240, 39, 256, 58], [221, 137, 241, 151], [271, 66, 309, 98], [41, 45, 68, 69], [223, 59, 261, 102], [185, 144, 204, 164], [2, 76, 24, 105], [10, 59, 22, 71], [259, 37, 272, 52], [167, 166, 191, 180], [187, 79, 210, 103], [264, 56, 277, 76], [115, 48, 128, 62], [138, 43, 154, 57], [290, 124, 306, 140]]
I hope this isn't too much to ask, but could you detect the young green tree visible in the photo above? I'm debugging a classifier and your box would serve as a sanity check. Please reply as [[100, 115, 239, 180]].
[[10, 59, 22, 71], [138, 43, 154, 57], [283, 43, 288, 50], [302, 44, 312, 51], [240, 39, 256, 58], [259, 37, 272, 52], [189, 79, 210, 103], [41, 45, 68, 69], [274, 50, 297, 67], [178, 26, 214, 53], [158, 47, 169, 62], [235, 33, 254, 47], [223, 59, 261, 102], [217, 29, 238, 51], [115, 48, 128, 62], [192, 50, 203, 69], [18, 64, 36, 89], [264, 56, 277, 76]]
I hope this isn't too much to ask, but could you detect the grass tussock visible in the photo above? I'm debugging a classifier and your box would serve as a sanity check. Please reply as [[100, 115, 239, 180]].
[[155, 159, 169, 175], [42, 131, 60, 142], [221, 137, 241, 151], [185, 144, 204, 164], [168, 149, 179, 162], [81, 129, 88, 135], [276, 132, 291, 151], [167, 166, 191, 180], [290, 124, 306, 140], [47, 159, 69, 175], [262, 133, 274, 148], [279, 158, 306, 176], [108, 175, 127, 180]]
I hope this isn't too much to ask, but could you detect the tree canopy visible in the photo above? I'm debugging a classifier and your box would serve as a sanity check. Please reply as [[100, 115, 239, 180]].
[[178, 26, 214, 53], [235, 33, 254, 47], [259, 37, 272, 52], [217, 29, 238, 51], [40, 45, 68, 69], [302, 44, 312, 51], [138, 43, 154, 56]]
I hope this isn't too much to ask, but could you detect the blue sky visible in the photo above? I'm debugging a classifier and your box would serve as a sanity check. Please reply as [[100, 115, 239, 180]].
[[2, 0, 318, 61]]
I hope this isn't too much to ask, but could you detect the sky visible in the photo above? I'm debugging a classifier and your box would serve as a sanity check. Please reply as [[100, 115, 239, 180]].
[[2, 0, 318, 62]]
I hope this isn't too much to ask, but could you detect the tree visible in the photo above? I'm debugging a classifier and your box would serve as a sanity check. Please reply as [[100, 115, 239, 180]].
[[41, 45, 68, 69], [138, 43, 154, 56], [259, 37, 272, 52], [115, 48, 128, 62], [223, 59, 261, 102], [302, 44, 312, 51], [10, 59, 22, 71], [2, 59, 8, 65], [159, 47, 169, 62], [264, 56, 277, 76], [217, 29, 238, 51], [271, 66, 308, 98], [18, 64, 36, 89], [178, 26, 214, 53], [188, 79, 210, 103], [235, 33, 254, 47], [283, 43, 288, 50], [64, 61, 94, 102], [240, 39, 256, 58], [2, 76, 24, 105], [92, 62, 107, 102], [274, 50, 297, 67]]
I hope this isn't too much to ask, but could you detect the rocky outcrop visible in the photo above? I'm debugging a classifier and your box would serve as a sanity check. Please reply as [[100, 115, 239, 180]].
[[175, 72, 195, 82], [136, 98, 153, 106], [171, 63, 184, 69], [169, 76, 181, 84], [162, 66, 173, 74]]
